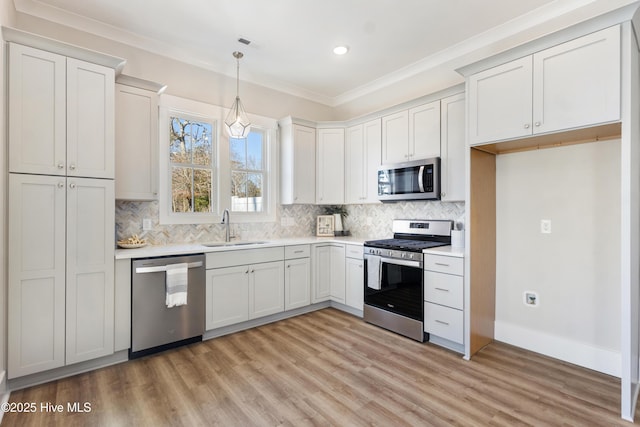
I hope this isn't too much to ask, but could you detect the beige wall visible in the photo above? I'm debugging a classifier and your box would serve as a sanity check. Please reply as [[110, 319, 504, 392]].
[[12, 12, 336, 123], [495, 139, 621, 372]]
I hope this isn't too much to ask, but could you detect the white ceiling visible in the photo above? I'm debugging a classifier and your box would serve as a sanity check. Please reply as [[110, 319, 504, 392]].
[[11, 0, 639, 106]]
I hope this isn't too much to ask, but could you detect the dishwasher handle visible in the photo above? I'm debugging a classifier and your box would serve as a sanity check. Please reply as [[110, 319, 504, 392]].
[[135, 261, 203, 274]]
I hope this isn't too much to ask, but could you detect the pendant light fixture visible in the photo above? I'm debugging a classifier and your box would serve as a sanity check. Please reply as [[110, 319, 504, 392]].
[[224, 51, 251, 138]]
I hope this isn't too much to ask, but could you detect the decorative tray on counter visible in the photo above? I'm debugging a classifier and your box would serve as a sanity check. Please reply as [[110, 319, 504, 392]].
[[117, 235, 147, 249]]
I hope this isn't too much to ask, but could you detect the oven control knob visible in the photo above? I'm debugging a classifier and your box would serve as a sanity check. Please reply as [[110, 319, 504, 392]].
[[409, 254, 414, 259], [401, 253, 406, 258]]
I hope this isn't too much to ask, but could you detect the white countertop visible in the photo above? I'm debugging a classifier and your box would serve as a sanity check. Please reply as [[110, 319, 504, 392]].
[[423, 245, 465, 258], [115, 236, 367, 259]]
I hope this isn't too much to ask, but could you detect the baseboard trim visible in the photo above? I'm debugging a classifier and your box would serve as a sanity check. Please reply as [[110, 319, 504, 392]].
[[494, 320, 620, 377]]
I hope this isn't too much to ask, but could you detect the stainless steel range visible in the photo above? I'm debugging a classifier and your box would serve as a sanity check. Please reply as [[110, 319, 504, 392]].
[[364, 219, 453, 342]]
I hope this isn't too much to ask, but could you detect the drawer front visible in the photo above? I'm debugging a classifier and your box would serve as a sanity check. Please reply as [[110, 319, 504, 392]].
[[285, 244, 311, 259], [424, 254, 463, 275], [345, 244, 364, 259], [424, 302, 463, 344], [424, 271, 463, 310], [206, 247, 284, 269]]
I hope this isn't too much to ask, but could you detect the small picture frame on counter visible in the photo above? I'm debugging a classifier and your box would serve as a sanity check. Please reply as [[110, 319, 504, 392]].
[[316, 215, 335, 237]]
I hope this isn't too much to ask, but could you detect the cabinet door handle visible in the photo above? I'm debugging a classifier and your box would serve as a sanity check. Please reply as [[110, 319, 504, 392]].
[[69, 163, 76, 171], [435, 320, 450, 326], [251, 270, 255, 273], [287, 264, 290, 268], [535, 122, 541, 127], [434, 287, 449, 292], [57, 162, 64, 170], [69, 183, 76, 189], [57, 182, 65, 189], [245, 270, 249, 274], [524, 123, 530, 129]]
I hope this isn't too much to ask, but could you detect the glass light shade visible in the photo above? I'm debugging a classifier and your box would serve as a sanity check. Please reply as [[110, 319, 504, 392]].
[[224, 96, 251, 138]]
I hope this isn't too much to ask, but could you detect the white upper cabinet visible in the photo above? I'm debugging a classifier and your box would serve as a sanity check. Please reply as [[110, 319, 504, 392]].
[[382, 100, 440, 164], [9, 44, 66, 176], [468, 25, 620, 145], [66, 58, 115, 179], [115, 83, 159, 200], [316, 128, 345, 205], [381, 110, 408, 164], [440, 93, 466, 201], [409, 100, 441, 160], [345, 119, 381, 204], [532, 25, 620, 134], [9, 43, 115, 178], [280, 122, 316, 204], [468, 57, 533, 145]]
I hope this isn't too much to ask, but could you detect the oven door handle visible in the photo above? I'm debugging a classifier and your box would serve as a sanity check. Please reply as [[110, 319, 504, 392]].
[[381, 257, 422, 269], [418, 165, 425, 193]]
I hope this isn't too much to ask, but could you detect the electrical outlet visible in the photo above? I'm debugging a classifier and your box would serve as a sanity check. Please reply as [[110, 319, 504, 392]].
[[142, 218, 152, 231], [540, 219, 551, 234], [524, 291, 539, 307]]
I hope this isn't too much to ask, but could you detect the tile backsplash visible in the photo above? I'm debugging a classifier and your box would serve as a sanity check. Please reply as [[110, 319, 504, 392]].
[[116, 200, 465, 245]]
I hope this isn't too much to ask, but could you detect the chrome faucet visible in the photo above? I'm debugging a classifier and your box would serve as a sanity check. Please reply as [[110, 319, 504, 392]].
[[221, 209, 231, 242]]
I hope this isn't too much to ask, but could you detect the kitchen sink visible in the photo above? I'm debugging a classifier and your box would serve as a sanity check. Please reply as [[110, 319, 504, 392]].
[[202, 241, 269, 248]]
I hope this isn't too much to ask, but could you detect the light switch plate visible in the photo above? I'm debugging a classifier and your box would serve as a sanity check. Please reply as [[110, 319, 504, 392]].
[[540, 219, 551, 234]]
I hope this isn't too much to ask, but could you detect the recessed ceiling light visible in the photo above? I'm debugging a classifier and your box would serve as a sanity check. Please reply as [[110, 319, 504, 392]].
[[333, 45, 349, 55]]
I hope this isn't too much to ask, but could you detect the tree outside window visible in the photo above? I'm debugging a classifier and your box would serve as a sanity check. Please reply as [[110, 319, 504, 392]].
[[230, 130, 264, 212], [169, 117, 214, 213]]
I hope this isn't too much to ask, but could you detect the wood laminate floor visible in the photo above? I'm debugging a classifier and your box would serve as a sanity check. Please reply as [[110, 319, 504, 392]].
[[2, 308, 635, 426]]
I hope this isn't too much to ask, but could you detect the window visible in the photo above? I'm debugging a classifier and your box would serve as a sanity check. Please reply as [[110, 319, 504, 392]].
[[230, 130, 265, 213], [158, 94, 277, 225], [169, 116, 215, 213]]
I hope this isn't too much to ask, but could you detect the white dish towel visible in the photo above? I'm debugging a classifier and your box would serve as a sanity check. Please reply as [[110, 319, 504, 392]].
[[166, 263, 188, 308]]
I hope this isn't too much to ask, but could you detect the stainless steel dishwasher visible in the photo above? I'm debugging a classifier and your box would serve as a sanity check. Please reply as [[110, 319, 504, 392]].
[[131, 254, 205, 358]]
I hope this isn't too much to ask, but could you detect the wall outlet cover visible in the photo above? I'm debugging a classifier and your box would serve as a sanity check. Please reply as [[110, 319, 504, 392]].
[[524, 291, 539, 307]]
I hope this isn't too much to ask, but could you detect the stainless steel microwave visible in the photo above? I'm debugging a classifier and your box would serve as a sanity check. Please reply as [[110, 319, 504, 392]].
[[377, 157, 441, 202]]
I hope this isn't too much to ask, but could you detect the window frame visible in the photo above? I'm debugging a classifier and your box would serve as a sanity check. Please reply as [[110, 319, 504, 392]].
[[158, 94, 277, 225], [159, 96, 221, 225]]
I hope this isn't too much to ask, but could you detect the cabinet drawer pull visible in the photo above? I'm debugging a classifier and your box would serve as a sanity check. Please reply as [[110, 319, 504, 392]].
[[69, 183, 76, 189], [245, 270, 249, 274], [434, 287, 449, 292], [435, 320, 450, 326], [294, 250, 304, 254], [69, 163, 76, 170], [434, 262, 450, 267]]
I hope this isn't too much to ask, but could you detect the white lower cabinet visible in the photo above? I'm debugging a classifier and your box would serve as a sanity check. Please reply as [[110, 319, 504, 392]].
[[206, 265, 250, 330], [284, 245, 311, 310], [8, 174, 115, 378], [249, 261, 285, 319], [345, 244, 364, 311], [205, 247, 285, 330], [312, 244, 345, 303], [424, 253, 464, 351]]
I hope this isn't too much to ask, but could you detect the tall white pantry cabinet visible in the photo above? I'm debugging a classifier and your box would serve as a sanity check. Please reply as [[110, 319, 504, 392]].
[[6, 38, 122, 379]]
